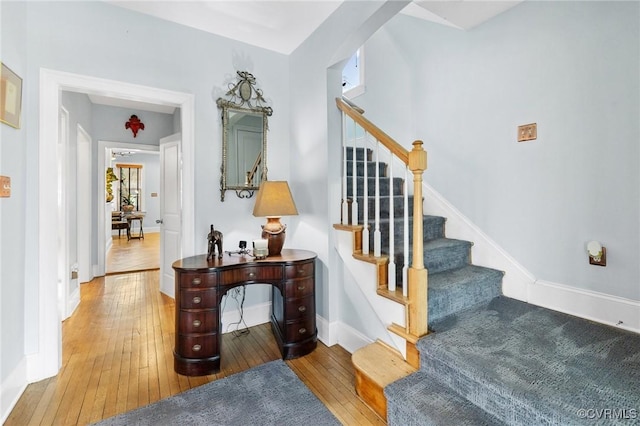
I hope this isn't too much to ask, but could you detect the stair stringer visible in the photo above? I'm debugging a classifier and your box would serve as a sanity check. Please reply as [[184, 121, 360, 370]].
[[422, 181, 535, 302], [334, 228, 408, 358]]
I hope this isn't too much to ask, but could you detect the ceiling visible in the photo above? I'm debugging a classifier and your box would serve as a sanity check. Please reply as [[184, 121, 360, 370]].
[[93, 0, 522, 113]]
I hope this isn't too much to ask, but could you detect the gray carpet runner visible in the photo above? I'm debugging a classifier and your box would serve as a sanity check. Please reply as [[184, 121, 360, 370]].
[[347, 148, 639, 425], [385, 297, 640, 425]]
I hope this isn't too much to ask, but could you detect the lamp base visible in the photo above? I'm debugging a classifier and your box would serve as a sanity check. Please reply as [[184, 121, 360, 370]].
[[261, 218, 286, 256]]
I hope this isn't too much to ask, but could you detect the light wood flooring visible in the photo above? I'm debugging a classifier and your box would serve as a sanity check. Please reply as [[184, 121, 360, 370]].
[[6, 267, 383, 425], [106, 232, 160, 275]]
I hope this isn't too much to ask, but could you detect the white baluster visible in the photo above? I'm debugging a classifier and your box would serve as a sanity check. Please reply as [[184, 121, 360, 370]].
[[388, 152, 396, 291], [350, 119, 358, 225], [362, 133, 370, 255], [373, 141, 381, 257], [341, 113, 348, 225]]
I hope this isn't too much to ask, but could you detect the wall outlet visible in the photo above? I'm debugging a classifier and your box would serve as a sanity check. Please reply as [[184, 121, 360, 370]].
[[518, 123, 537, 142]]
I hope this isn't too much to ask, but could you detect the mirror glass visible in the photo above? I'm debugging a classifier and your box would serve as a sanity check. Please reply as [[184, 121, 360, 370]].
[[217, 71, 272, 201]]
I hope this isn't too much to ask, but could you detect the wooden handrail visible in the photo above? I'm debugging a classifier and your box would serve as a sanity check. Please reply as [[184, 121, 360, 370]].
[[246, 152, 262, 185], [336, 98, 409, 164]]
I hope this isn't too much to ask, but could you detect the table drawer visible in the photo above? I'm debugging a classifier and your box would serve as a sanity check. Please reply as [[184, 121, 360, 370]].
[[284, 277, 314, 299], [220, 265, 282, 284], [285, 261, 314, 279], [179, 272, 217, 289], [176, 334, 217, 358], [285, 317, 315, 342], [284, 295, 314, 320], [177, 310, 218, 334], [180, 288, 217, 309]]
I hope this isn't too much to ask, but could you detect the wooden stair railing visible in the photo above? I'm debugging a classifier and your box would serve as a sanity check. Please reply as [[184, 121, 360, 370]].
[[335, 97, 429, 364], [245, 152, 262, 186]]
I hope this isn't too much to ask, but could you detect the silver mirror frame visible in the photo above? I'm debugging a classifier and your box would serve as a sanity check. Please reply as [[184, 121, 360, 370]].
[[216, 71, 273, 201]]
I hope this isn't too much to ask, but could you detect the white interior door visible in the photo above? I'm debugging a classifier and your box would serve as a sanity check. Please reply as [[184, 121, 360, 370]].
[[159, 133, 182, 297]]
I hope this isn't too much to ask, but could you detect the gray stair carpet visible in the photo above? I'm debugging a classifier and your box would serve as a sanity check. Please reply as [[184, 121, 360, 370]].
[[386, 296, 640, 426]]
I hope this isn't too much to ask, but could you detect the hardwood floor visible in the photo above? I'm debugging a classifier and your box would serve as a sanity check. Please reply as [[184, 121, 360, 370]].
[[6, 272, 383, 425], [106, 232, 160, 275]]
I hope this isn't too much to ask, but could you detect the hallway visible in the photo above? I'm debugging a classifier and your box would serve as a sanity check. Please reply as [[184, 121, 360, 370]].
[[106, 232, 160, 275]]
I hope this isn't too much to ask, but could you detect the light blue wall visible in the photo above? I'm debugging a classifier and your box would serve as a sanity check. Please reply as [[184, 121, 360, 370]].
[[18, 0, 289, 359], [0, 0, 27, 385], [361, 1, 640, 300]]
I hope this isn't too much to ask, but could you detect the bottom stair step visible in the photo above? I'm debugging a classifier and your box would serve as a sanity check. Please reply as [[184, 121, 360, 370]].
[[352, 341, 417, 420], [384, 371, 506, 426]]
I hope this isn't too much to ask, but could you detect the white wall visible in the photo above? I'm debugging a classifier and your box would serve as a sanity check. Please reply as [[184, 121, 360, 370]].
[[361, 1, 640, 301]]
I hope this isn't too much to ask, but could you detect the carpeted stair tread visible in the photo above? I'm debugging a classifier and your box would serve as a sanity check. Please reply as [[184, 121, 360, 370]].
[[427, 265, 503, 325], [417, 296, 640, 425], [385, 371, 507, 426]]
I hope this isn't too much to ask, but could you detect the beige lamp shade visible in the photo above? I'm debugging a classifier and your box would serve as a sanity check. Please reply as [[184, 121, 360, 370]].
[[252, 181, 298, 256], [252, 181, 298, 218]]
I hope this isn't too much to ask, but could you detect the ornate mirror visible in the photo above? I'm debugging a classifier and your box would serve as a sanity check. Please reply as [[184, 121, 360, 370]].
[[217, 71, 272, 201]]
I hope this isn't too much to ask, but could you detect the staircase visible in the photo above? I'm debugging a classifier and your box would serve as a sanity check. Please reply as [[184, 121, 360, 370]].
[[334, 98, 640, 425]]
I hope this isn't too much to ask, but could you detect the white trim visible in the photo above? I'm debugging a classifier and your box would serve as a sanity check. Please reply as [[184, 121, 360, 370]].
[[529, 280, 640, 334], [97, 141, 160, 276], [0, 357, 27, 424], [220, 301, 270, 333], [37, 68, 195, 382], [77, 124, 92, 284], [335, 321, 373, 354], [422, 181, 535, 301]]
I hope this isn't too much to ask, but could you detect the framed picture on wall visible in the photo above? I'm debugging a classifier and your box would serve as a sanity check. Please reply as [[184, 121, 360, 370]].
[[1, 62, 23, 129]]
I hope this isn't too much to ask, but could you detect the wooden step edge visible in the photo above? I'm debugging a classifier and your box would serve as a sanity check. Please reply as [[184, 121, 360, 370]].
[[352, 252, 388, 265], [376, 287, 409, 306], [387, 323, 422, 344], [333, 223, 364, 232], [352, 340, 417, 420]]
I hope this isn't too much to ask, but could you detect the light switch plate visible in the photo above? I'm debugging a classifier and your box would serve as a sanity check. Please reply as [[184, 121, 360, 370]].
[[0, 176, 10, 198], [518, 123, 537, 142]]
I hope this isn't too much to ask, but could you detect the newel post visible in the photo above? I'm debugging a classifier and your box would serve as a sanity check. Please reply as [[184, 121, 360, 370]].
[[407, 140, 428, 337]]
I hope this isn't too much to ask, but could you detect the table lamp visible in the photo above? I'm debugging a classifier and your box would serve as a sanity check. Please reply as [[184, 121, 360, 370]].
[[252, 180, 298, 256]]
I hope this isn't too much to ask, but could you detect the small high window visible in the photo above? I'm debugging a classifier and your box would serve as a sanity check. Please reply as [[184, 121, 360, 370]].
[[342, 48, 365, 98]]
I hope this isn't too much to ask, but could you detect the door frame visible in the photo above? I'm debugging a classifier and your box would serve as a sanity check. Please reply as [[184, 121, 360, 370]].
[[96, 141, 159, 277], [35, 68, 195, 381]]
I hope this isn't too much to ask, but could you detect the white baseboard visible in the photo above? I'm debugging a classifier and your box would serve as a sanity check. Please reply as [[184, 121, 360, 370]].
[[1, 357, 27, 424], [529, 280, 640, 334], [334, 321, 373, 354], [220, 301, 270, 333]]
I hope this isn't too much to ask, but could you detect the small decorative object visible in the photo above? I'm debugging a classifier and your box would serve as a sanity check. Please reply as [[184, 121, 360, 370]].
[[106, 167, 118, 202], [252, 239, 269, 259], [252, 181, 298, 256], [125, 114, 145, 138], [0, 62, 23, 129], [207, 225, 224, 260]]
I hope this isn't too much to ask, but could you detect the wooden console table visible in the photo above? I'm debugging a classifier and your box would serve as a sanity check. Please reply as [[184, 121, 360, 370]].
[[172, 249, 317, 376]]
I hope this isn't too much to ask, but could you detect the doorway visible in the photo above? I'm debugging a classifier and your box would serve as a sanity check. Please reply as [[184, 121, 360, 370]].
[[35, 69, 195, 382], [102, 145, 161, 275]]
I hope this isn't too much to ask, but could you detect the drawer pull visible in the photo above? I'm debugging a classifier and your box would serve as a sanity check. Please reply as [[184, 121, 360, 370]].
[[298, 306, 306, 312], [248, 272, 256, 278], [192, 344, 202, 352], [299, 327, 307, 335], [298, 269, 305, 275], [192, 277, 202, 286], [193, 296, 202, 304], [297, 285, 305, 291], [192, 319, 201, 328]]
